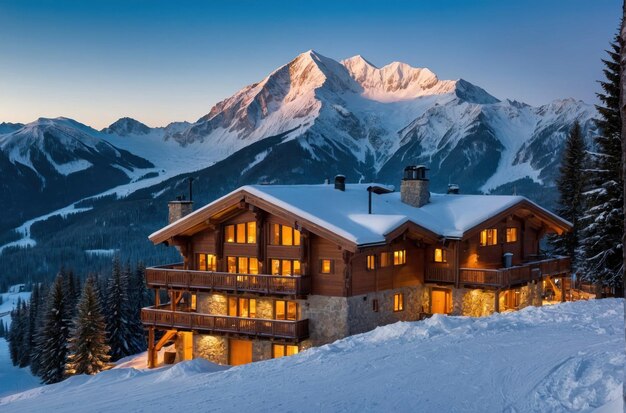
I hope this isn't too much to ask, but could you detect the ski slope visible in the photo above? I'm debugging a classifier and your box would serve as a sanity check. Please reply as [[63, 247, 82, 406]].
[[0, 299, 622, 413]]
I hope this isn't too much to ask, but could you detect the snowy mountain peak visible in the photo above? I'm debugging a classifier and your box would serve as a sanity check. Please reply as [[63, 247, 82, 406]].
[[102, 117, 151, 136]]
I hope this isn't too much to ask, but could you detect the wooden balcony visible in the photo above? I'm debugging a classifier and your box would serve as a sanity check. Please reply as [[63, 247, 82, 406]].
[[141, 306, 309, 341], [145, 264, 312, 296], [425, 256, 571, 288]]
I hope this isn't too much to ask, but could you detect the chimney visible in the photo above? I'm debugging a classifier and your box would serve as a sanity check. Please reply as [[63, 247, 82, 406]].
[[447, 184, 460, 194], [168, 196, 193, 224], [401, 165, 430, 207], [334, 174, 346, 191]]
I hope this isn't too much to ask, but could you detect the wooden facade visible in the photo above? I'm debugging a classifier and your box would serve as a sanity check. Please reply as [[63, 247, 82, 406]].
[[144, 184, 572, 367]]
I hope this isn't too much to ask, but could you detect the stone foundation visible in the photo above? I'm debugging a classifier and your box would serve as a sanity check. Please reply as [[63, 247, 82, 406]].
[[346, 286, 424, 335], [193, 334, 228, 365], [301, 295, 349, 346], [451, 288, 496, 317], [197, 293, 228, 315]]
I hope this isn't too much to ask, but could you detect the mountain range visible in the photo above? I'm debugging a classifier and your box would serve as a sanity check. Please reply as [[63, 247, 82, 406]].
[[0, 50, 598, 282]]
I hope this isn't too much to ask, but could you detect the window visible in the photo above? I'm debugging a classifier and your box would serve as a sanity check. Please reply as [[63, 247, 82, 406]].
[[366, 255, 376, 270], [271, 224, 301, 246], [225, 222, 257, 244], [434, 248, 447, 263], [275, 300, 298, 320], [393, 250, 406, 266], [480, 229, 498, 246], [506, 227, 518, 243], [393, 293, 404, 312], [228, 297, 256, 318], [270, 259, 301, 276], [272, 344, 299, 359], [372, 299, 379, 312], [380, 252, 392, 268], [197, 253, 217, 271], [182, 292, 197, 311], [226, 256, 259, 274], [320, 259, 333, 274]]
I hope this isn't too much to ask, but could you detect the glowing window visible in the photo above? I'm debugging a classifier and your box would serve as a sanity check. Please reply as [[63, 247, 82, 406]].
[[270, 259, 301, 276], [228, 297, 256, 318], [393, 293, 404, 312], [247, 222, 257, 243], [393, 250, 406, 266], [480, 229, 498, 246], [227, 256, 258, 274], [321, 259, 333, 274], [367, 255, 376, 270], [506, 227, 518, 243], [226, 222, 256, 244], [434, 248, 447, 263], [197, 253, 217, 271], [271, 224, 301, 246], [225, 225, 235, 243], [275, 300, 297, 320], [272, 344, 299, 359], [380, 252, 391, 268]]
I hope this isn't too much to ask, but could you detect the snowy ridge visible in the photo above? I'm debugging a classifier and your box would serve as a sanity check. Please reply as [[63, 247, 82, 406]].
[[1, 299, 622, 412]]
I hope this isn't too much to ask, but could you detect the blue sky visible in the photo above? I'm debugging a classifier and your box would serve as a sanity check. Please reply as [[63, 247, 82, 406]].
[[0, 0, 620, 129]]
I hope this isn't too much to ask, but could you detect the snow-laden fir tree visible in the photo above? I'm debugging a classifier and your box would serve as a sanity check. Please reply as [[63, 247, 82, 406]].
[[548, 122, 588, 271], [66, 277, 110, 376], [105, 256, 144, 361], [579, 34, 624, 293], [30, 282, 49, 376], [7, 298, 30, 367], [35, 274, 71, 384], [127, 261, 151, 351]]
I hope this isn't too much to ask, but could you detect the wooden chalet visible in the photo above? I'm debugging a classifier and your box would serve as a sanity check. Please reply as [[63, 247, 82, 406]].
[[143, 166, 572, 367]]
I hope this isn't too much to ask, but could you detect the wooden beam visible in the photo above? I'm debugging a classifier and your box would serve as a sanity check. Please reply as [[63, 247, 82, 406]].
[[147, 327, 156, 368], [155, 330, 178, 352]]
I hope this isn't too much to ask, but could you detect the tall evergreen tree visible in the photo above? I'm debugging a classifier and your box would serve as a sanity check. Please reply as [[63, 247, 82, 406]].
[[549, 122, 588, 271], [105, 256, 144, 361], [0, 319, 5, 338], [17, 300, 31, 367], [30, 282, 49, 376], [66, 277, 110, 376], [7, 298, 22, 365], [35, 274, 71, 384], [580, 34, 624, 293]]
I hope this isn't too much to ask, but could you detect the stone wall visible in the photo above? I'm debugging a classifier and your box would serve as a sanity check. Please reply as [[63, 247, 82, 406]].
[[197, 292, 228, 315], [519, 281, 543, 308], [452, 288, 496, 317], [300, 295, 349, 346], [256, 298, 274, 319], [193, 334, 228, 365], [346, 286, 424, 335], [252, 341, 272, 362]]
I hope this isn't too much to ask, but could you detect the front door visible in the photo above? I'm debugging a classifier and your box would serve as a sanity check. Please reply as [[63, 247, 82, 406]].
[[229, 339, 252, 365], [431, 289, 450, 314]]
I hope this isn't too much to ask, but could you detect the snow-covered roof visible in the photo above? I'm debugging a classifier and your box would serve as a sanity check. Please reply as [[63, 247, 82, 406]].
[[150, 183, 571, 247]]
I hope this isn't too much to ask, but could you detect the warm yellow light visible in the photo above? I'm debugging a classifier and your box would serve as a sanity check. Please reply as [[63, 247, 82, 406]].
[[321, 259, 332, 273]]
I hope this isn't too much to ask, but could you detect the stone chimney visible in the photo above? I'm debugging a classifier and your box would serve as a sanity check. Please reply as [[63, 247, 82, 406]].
[[168, 197, 193, 224], [334, 175, 346, 191], [400, 165, 430, 207]]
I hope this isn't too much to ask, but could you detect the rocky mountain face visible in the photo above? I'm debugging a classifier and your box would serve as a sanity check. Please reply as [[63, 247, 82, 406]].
[[0, 118, 153, 230], [159, 50, 596, 200]]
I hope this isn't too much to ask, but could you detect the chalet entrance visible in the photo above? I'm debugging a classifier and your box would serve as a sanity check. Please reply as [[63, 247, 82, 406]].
[[431, 288, 451, 314], [229, 339, 252, 365]]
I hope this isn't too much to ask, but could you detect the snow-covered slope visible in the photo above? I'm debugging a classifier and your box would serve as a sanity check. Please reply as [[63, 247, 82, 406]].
[[1, 299, 622, 412]]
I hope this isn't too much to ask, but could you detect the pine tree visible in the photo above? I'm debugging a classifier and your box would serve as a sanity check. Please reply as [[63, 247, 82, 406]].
[[580, 34, 624, 292], [549, 122, 588, 271], [36, 274, 71, 384], [17, 300, 30, 367], [127, 261, 150, 351], [105, 256, 144, 361], [30, 282, 49, 376], [7, 298, 21, 365], [0, 319, 5, 338], [66, 277, 110, 376]]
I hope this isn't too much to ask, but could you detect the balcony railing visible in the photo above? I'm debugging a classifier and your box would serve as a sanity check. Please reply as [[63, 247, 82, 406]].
[[424, 256, 571, 288], [141, 307, 309, 341], [145, 264, 311, 296]]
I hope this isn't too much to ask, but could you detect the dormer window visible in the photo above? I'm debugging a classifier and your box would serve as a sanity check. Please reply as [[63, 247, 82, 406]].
[[480, 229, 498, 246]]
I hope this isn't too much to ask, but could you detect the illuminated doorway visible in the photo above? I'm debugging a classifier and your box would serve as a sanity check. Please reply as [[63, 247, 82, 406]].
[[228, 339, 252, 365]]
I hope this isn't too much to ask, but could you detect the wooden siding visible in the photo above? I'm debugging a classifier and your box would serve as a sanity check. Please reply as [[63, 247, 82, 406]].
[[350, 240, 424, 296], [310, 234, 346, 296]]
